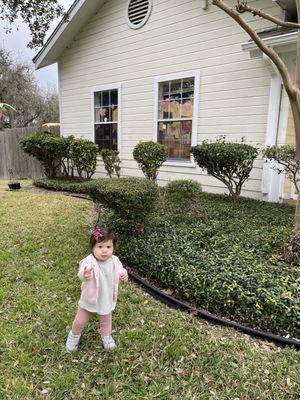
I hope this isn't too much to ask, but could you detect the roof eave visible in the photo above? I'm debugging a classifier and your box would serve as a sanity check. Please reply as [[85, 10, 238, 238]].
[[33, 0, 104, 70], [241, 31, 298, 57]]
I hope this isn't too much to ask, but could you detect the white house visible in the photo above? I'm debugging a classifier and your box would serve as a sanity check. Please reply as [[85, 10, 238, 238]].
[[33, 0, 298, 201]]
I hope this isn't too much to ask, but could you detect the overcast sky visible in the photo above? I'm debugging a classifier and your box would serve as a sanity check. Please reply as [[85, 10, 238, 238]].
[[0, 0, 74, 90]]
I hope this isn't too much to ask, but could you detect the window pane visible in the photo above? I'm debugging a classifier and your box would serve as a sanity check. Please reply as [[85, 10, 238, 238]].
[[95, 124, 118, 150], [170, 100, 181, 119], [111, 105, 118, 122], [111, 90, 118, 106], [98, 107, 109, 122], [95, 108, 100, 123], [159, 81, 169, 100], [158, 99, 171, 119], [94, 89, 119, 123], [158, 121, 191, 160], [182, 78, 194, 98], [181, 98, 194, 118], [170, 79, 181, 100], [102, 91, 109, 106], [94, 92, 101, 107]]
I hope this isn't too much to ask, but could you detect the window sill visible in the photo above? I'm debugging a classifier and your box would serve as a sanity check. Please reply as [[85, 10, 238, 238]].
[[163, 160, 196, 168]]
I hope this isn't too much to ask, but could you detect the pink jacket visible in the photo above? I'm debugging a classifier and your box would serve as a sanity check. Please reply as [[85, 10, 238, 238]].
[[78, 254, 127, 305]]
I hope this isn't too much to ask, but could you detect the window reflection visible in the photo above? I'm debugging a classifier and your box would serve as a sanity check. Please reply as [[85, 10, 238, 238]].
[[157, 77, 194, 160], [94, 89, 118, 150]]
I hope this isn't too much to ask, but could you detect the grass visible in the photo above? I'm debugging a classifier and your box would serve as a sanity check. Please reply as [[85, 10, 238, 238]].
[[0, 180, 299, 399]]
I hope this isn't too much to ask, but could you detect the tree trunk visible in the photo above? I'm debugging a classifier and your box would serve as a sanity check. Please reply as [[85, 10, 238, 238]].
[[290, 95, 300, 231], [292, 4, 300, 231]]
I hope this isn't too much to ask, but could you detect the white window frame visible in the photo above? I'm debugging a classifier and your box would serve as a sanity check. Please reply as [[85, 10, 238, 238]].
[[153, 70, 200, 167], [91, 83, 122, 156]]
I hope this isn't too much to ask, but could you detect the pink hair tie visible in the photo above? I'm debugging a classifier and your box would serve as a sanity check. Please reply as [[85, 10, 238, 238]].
[[92, 227, 103, 241]]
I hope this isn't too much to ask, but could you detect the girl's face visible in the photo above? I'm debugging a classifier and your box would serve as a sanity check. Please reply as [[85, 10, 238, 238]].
[[93, 239, 114, 261]]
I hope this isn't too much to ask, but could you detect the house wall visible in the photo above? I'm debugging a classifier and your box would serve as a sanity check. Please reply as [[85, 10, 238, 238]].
[[58, 0, 281, 199]]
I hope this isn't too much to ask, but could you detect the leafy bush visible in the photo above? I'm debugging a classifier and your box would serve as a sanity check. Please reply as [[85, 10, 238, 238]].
[[263, 145, 300, 194], [20, 132, 99, 180], [20, 132, 63, 178], [163, 179, 203, 222], [191, 137, 259, 202], [133, 141, 167, 181], [60, 135, 76, 178], [100, 149, 121, 178], [69, 138, 99, 180], [118, 195, 298, 336], [86, 177, 158, 228]]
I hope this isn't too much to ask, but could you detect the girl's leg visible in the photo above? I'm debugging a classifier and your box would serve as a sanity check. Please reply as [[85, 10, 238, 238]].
[[66, 307, 91, 352], [98, 313, 112, 336], [72, 306, 91, 335], [98, 313, 115, 350]]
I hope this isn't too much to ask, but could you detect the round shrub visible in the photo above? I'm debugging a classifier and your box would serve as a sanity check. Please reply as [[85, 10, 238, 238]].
[[20, 132, 64, 178], [191, 137, 259, 202], [100, 149, 121, 178], [70, 138, 99, 180], [133, 141, 167, 181]]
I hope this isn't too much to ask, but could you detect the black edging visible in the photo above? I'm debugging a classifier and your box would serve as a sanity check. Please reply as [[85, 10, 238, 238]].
[[128, 270, 300, 350]]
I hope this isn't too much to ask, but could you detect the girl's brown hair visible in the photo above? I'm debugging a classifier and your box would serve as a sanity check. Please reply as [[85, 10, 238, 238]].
[[89, 227, 117, 252]]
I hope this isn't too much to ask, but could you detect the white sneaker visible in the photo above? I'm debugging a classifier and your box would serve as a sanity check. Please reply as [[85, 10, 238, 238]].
[[66, 330, 80, 352], [102, 335, 116, 350]]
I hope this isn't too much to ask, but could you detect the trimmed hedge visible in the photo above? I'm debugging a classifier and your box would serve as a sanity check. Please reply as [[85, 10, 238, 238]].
[[34, 177, 93, 194], [34, 177, 158, 227], [86, 177, 158, 225]]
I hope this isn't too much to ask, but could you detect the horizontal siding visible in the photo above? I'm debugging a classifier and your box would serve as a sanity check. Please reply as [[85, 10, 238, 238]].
[[59, 0, 281, 199]]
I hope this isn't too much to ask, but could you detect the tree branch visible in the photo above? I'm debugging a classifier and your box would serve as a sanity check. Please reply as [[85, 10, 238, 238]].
[[212, 0, 297, 99], [236, 1, 300, 30]]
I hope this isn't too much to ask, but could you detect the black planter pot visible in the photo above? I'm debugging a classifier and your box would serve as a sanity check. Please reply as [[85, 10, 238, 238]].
[[8, 182, 21, 190]]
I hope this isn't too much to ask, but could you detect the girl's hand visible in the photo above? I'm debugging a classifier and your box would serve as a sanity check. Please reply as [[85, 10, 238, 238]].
[[119, 271, 128, 281], [83, 267, 93, 280]]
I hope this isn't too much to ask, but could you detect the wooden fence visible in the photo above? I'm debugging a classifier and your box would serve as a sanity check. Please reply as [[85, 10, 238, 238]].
[[0, 125, 60, 179]]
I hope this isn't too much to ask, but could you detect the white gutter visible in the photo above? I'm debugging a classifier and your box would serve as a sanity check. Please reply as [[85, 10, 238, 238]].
[[241, 31, 297, 53]]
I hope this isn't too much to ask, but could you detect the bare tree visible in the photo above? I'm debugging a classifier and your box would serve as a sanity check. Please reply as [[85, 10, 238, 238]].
[[0, 48, 59, 128], [211, 0, 300, 231]]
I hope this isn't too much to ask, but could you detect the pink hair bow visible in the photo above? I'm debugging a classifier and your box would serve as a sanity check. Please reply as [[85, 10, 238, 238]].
[[92, 227, 103, 241]]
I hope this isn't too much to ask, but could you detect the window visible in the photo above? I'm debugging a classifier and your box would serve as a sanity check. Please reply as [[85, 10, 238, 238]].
[[93, 88, 120, 150], [155, 71, 199, 162]]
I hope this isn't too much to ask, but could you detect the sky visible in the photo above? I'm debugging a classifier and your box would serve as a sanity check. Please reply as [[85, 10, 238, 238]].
[[0, 0, 74, 90]]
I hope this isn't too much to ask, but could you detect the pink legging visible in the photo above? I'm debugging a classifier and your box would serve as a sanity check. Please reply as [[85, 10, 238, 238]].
[[72, 306, 112, 336]]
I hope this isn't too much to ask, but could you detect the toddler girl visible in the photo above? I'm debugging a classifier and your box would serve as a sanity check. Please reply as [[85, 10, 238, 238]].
[[66, 226, 128, 352]]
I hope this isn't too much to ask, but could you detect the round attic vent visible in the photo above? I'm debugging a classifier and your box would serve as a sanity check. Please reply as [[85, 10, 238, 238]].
[[126, 0, 152, 29]]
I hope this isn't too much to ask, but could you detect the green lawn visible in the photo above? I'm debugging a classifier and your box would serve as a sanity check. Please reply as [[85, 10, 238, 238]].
[[0, 181, 299, 399]]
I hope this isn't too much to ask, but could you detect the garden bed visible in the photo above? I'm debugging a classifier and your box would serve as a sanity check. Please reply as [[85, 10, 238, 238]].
[[34, 178, 300, 338]]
